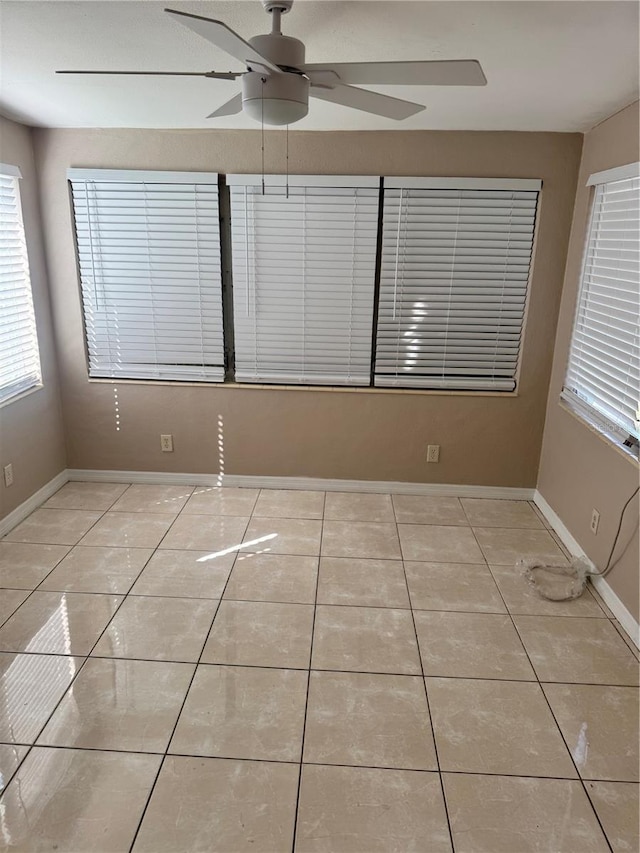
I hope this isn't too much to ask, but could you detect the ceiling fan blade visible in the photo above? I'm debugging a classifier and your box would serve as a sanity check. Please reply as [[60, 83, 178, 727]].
[[303, 60, 487, 87], [56, 70, 241, 79], [310, 84, 424, 120], [164, 8, 281, 74], [207, 92, 243, 119]]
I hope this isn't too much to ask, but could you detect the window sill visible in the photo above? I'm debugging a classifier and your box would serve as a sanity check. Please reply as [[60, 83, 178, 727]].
[[0, 383, 44, 411], [87, 377, 518, 398], [559, 398, 640, 466]]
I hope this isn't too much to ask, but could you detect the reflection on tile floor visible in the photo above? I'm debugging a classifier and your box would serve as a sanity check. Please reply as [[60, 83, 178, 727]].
[[0, 483, 637, 852]]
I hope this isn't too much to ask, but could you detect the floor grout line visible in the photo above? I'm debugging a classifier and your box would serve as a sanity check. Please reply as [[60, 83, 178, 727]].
[[397, 511, 456, 852], [124, 489, 237, 853], [289, 490, 324, 853]]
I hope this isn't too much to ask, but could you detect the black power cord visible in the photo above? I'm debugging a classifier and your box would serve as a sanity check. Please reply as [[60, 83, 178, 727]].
[[589, 485, 640, 577]]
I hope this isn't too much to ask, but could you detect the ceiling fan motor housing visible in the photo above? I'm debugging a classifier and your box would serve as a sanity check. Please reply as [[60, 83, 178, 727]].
[[243, 33, 309, 125]]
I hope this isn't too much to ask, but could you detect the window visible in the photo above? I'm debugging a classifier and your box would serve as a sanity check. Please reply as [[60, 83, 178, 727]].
[[562, 163, 640, 446], [374, 178, 540, 390], [69, 169, 225, 381], [0, 163, 41, 405], [228, 175, 379, 385], [69, 170, 542, 393]]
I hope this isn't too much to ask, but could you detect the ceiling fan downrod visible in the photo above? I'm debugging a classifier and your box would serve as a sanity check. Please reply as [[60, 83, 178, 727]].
[[262, 0, 293, 35]]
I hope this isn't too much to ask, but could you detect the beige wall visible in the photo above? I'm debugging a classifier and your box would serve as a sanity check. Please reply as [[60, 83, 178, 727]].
[[537, 101, 639, 620], [0, 117, 66, 519], [33, 128, 581, 487]]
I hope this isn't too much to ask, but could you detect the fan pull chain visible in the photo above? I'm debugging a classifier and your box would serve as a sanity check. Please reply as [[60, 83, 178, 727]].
[[286, 124, 289, 199], [261, 77, 265, 195]]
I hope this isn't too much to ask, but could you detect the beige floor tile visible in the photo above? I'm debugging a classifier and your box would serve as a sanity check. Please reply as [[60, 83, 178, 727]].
[[312, 605, 421, 674], [398, 524, 484, 563], [0, 743, 29, 792], [304, 670, 436, 770], [586, 781, 640, 852], [0, 747, 161, 853], [0, 589, 30, 625], [611, 618, 640, 661], [38, 657, 194, 752], [38, 546, 153, 594], [321, 521, 401, 560], [253, 488, 325, 519], [225, 553, 318, 603], [201, 600, 313, 668], [392, 495, 467, 525], [156, 514, 249, 551], [415, 611, 535, 680], [405, 561, 506, 613], [0, 591, 122, 655], [473, 527, 569, 565], [5, 509, 103, 546], [243, 517, 323, 556], [133, 756, 298, 853], [295, 765, 452, 853], [110, 484, 194, 514], [93, 596, 218, 662], [170, 664, 307, 761], [0, 652, 82, 744], [79, 512, 174, 548], [427, 677, 577, 777], [324, 492, 394, 522], [130, 549, 235, 599], [317, 557, 410, 608], [0, 542, 71, 589], [443, 773, 609, 853], [42, 481, 129, 511], [182, 487, 259, 516], [543, 683, 639, 781], [489, 563, 606, 617], [461, 498, 544, 528], [513, 615, 639, 685]]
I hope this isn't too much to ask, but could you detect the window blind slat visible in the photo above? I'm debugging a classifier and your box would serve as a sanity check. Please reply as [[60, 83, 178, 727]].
[[563, 173, 640, 440], [374, 184, 538, 390], [0, 169, 41, 404], [230, 180, 378, 385], [69, 172, 224, 383]]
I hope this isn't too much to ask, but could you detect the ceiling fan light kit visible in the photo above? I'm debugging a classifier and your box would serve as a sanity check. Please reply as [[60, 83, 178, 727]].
[[243, 20, 310, 125], [56, 0, 487, 126]]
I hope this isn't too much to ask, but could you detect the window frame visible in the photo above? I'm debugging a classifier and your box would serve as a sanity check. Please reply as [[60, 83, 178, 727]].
[[227, 173, 380, 387], [373, 177, 541, 392], [68, 168, 226, 384], [0, 163, 42, 408], [560, 161, 640, 456]]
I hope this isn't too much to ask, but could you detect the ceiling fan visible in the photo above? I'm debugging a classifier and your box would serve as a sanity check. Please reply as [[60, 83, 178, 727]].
[[58, 0, 487, 126]]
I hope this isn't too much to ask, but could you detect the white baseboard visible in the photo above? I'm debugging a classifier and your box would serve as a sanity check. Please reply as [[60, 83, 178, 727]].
[[66, 469, 214, 487], [534, 490, 640, 649], [67, 469, 535, 500], [0, 470, 69, 537]]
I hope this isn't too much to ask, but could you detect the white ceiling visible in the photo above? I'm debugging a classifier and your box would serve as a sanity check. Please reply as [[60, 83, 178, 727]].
[[1, 0, 638, 132]]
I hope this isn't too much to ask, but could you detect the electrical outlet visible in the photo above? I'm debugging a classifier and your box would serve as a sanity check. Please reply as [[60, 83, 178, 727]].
[[160, 434, 174, 452], [590, 508, 600, 535], [427, 444, 440, 463], [3, 464, 13, 487]]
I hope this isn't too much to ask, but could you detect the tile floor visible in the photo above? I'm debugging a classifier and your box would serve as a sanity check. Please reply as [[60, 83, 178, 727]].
[[0, 484, 638, 852]]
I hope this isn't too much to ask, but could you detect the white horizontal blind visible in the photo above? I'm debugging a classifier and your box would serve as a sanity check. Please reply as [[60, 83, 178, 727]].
[[375, 180, 540, 390], [69, 170, 224, 382], [229, 176, 379, 385], [0, 165, 41, 405], [562, 170, 640, 440]]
